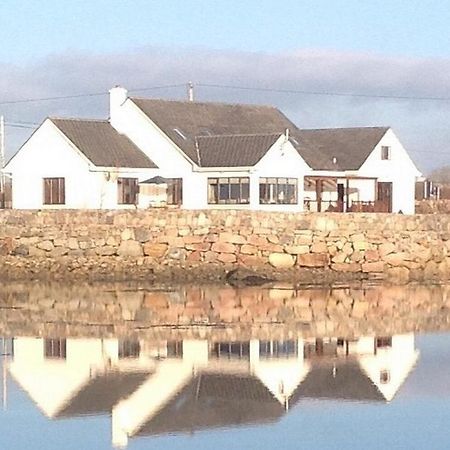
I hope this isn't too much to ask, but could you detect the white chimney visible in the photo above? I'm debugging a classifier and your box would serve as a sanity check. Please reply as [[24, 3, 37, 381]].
[[109, 86, 128, 131]]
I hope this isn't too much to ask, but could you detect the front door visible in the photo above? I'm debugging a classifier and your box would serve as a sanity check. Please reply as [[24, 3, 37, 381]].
[[377, 182, 393, 212]]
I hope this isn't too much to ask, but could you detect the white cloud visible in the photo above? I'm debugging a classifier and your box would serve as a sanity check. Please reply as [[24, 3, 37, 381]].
[[2, 47, 450, 172]]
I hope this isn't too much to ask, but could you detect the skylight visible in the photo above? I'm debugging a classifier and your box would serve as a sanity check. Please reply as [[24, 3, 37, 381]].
[[290, 137, 299, 145], [173, 128, 187, 140]]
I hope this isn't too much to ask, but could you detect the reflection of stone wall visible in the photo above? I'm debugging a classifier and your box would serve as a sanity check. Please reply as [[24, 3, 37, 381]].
[[0, 210, 450, 282], [1, 282, 450, 339]]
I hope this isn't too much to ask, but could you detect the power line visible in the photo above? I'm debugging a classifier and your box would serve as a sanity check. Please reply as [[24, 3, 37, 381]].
[[197, 83, 450, 102], [0, 83, 186, 106]]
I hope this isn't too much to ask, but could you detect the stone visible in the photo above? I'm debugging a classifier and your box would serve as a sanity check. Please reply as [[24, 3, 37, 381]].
[[219, 232, 246, 244], [37, 240, 54, 251], [121, 228, 134, 241], [311, 242, 328, 253], [269, 253, 295, 268], [117, 240, 143, 257], [379, 242, 396, 257], [362, 261, 384, 273], [143, 243, 168, 258], [134, 228, 151, 243], [211, 242, 236, 254], [240, 244, 258, 255], [364, 249, 380, 262], [297, 253, 329, 268], [96, 246, 117, 256], [284, 245, 310, 255], [204, 251, 218, 262], [331, 263, 361, 272], [384, 252, 409, 266], [218, 253, 237, 263], [67, 238, 79, 250]]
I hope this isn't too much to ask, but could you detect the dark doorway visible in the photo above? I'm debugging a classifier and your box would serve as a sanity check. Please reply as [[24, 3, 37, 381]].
[[377, 182, 393, 212]]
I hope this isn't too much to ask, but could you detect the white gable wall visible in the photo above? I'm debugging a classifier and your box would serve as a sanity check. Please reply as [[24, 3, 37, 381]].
[[358, 129, 421, 214], [6, 120, 98, 209], [187, 137, 310, 211], [252, 138, 310, 212], [5, 120, 158, 209], [110, 98, 203, 209]]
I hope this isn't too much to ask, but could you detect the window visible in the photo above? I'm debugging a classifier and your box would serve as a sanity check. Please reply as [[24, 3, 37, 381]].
[[380, 370, 390, 384], [259, 178, 298, 204], [118, 340, 140, 359], [44, 338, 66, 359], [381, 146, 391, 160], [166, 178, 183, 205], [166, 341, 183, 358], [212, 342, 250, 359], [117, 178, 138, 205], [43, 178, 65, 205], [208, 177, 249, 204], [259, 340, 298, 358], [376, 337, 392, 348]]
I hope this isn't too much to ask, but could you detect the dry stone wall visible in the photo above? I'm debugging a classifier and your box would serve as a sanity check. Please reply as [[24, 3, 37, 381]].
[[0, 209, 450, 282]]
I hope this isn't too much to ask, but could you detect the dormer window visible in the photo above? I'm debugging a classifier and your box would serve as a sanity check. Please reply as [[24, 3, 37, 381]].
[[381, 146, 391, 160]]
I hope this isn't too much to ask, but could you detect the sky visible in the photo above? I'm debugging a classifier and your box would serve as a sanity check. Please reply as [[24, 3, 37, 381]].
[[1, 0, 450, 173]]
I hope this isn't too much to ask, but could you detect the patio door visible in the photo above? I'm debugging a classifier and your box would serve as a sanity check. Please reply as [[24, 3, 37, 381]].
[[377, 182, 392, 212]]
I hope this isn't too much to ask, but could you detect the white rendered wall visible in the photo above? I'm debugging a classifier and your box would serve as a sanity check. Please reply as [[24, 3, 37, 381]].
[[358, 129, 421, 214]]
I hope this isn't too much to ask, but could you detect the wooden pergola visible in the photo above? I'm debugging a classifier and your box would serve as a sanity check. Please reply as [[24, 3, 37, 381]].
[[304, 175, 388, 213]]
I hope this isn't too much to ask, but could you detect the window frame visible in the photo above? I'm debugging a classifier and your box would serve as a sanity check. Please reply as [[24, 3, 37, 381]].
[[259, 177, 298, 205], [44, 338, 67, 359], [381, 146, 391, 160], [117, 177, 139, 205], [43, 177, 65, 205], [207, 177, 250, 204], [166, 178, 183, 205]]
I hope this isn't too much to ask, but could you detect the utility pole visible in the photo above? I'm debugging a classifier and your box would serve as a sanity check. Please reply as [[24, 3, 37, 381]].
[[0, 115, 4, 193]]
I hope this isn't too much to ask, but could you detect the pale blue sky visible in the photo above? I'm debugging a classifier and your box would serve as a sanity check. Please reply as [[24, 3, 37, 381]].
[[1, 0, 450, 62], [1, 0, 449, 172]]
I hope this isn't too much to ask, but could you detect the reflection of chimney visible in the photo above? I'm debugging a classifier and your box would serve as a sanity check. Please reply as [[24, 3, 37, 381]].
[[109, 86, 128, 131]]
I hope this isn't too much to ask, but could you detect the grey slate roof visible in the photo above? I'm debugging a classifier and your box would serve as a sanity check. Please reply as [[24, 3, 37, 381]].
[[55, 371, 150, 418], [196, 133, 282, 167], [131, 98, 326, 168], [51, 118, 157, 169], [299, 127, 389, 170], [137, 373, 283, 436]]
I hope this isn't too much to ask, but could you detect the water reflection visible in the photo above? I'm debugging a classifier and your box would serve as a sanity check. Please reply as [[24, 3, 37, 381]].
[[6, 332, 419, 447]]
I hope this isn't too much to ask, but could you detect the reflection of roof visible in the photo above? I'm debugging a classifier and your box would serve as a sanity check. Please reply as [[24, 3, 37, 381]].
[[51, 118, 157, 169], [137, 373, 283, 436], [55, 371, 150, 418], [290, 360, 385, 404]]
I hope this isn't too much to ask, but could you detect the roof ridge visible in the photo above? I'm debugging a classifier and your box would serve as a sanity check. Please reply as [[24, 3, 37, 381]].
[[130, 96, 278, 110], [195, 132, 283, 139], [300, 126, 390, 132], [50, 117, 109, 123]]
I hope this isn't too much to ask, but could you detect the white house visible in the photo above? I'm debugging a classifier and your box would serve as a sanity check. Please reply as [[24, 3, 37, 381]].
[[4, 86, 422, 213]]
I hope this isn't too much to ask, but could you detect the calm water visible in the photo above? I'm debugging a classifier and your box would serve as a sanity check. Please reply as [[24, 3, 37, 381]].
[[0, 283, 450, 450]]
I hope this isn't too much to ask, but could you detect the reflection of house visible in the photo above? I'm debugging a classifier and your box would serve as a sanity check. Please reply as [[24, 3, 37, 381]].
[[9, 334, 419, 448], [5, 87, 421, 213]]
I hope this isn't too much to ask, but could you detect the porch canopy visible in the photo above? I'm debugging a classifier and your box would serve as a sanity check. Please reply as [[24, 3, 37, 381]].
[[304, 175, 391, 213]]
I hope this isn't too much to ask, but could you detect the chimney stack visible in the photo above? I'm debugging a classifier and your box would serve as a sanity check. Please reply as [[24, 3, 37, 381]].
[[109, 86, 128, 131], [187, 82, 194, 102]]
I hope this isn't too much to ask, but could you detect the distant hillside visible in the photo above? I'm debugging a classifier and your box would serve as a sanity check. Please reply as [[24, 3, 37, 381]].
[[429, 166, 450, 183]]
